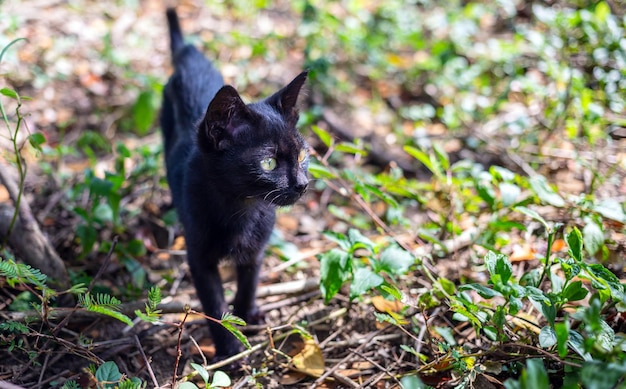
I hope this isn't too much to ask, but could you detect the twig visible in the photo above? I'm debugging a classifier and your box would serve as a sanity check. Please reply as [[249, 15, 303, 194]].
[[310, 325, 391, 388], [172, 305, 191, 387], [256, 277, 320, 298], [351, 349, 402, 386], [134, 334, 160, 388]]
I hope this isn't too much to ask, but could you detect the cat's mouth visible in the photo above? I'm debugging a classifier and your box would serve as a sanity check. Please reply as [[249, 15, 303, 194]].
[[261, 186, 307, 206]]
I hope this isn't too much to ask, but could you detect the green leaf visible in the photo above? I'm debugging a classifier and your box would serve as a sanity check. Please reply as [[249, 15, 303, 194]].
[[400, 375, 427, 389], [190, 362, 209, 384], [592, 199, 626, 223], [380, 284, 403, 301], [434, 326, 456, 346], [311, 125, 333, 147], [28, 133, 46, 151], [308, 161, 337, 179], [499, 182, 521, 207], [350, 267, 383, 299], [319, 249, 351, 303], [132, 90, 157, 135], [484, 251, 512, 284], [554, 322, 569, 358], [93, 203, 114, 223], [519, 359, 549, 389], [562, 281, 588, 302], [566, 227, 583, 262], [0, 87, 18, 99], [459, 283, 501, 299], [404, 145, 442, 177], [529, 175, 565, 207], [538, 326, 557, 348], [178, 383, 199, 389], [515, 206, 550, 231], [95, 361, 122, 388], [221, 320, 250, 349], [379, 246, 414, 275], [210, 370, 232, 387], [582, 220, 604, 256], [581, 361, 626, 389]]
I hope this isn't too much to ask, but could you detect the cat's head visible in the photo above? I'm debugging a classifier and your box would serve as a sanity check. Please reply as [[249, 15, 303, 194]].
[[198, 72, 309, 206]]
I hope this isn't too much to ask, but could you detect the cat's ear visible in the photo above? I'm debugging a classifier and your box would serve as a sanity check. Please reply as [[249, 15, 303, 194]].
[[267, 71, 308, 121], [200, 85, 251, 150]]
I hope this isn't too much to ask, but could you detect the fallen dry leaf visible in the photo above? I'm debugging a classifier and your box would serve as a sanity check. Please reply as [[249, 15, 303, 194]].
[[291, 338, 325, 377]]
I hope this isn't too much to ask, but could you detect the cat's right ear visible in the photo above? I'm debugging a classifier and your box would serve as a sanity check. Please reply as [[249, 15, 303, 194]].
[[199, 86, 250, 150]]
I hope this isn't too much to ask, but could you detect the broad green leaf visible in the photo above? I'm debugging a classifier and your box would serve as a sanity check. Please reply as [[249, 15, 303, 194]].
[[459, 283, 501, 299], [308, 161, 337, 179], [568, 330, 592, 361], [93, 203, 114, 223], [520, 359, 549, 389], [95, 362, 122, 388], [319, 249, 351, 303], [379, 246, 414, 275], [434, 326, 456, 346], [566, 227, 583, 262], [499, 182, 521, 207], [347, 229, 375, 252], [515, 206, 549, 230], [311, 125, 333, 147], [400, 375, 427, 389], [404, 145, 441, 177], [350, 267, 383, 299], [529, 175, 565, 207], [178, 383, 199, 389], [581, 361, 626, 389], [583, 220, 604, 256], [0, 87, 18, 99], [538, 326, 557, 348], [555, 322, 569, 358], [524, 286, 550, 304], [335, 141, 367, 156], [190, 362, 209, 384], [484, 251, 512, 284], [132, 90, 157, 135], [380, 284, 403, 301], [28, 133, 46, 150], [562, 281, 588, 302], [591, 199, 626, 223], [211, 370, 232, 387]]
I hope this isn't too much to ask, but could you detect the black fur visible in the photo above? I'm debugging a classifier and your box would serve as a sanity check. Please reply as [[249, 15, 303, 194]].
[[161, 8, 309, 360]]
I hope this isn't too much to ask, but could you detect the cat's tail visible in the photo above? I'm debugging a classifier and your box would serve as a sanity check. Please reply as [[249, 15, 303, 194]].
[[166, 8, 185, 56]]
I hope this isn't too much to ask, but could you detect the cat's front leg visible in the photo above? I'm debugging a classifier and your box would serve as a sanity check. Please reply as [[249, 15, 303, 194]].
[[232, 251, 264, 325], [188, 256, 243, 360]]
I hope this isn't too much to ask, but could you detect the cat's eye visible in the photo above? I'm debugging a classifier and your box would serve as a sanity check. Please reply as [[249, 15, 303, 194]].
[[298, 148, 307, 163], [260, 157, 277, 171]]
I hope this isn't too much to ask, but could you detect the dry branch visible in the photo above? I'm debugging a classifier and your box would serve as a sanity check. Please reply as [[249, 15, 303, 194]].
[[0, 164, 70, 290]]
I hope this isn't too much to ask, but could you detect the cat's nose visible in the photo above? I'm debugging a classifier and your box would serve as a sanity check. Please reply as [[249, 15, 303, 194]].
[[294, 181, 308, 194], [294, 174, 308, 194]]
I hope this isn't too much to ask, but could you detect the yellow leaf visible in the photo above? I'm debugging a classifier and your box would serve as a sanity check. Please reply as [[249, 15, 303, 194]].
[[291, 338, 325, 377]]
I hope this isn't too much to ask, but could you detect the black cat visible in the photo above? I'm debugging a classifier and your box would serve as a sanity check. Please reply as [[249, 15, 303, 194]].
[[160, 8, 309, 360]]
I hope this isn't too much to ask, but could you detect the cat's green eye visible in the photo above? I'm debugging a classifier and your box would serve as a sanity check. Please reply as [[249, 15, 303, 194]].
[[298, 148, 307, 163], [260, 157, 277, 171]]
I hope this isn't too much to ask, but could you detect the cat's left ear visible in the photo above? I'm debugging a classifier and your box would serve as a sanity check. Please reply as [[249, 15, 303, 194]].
[[267, 71, 308, 121]]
